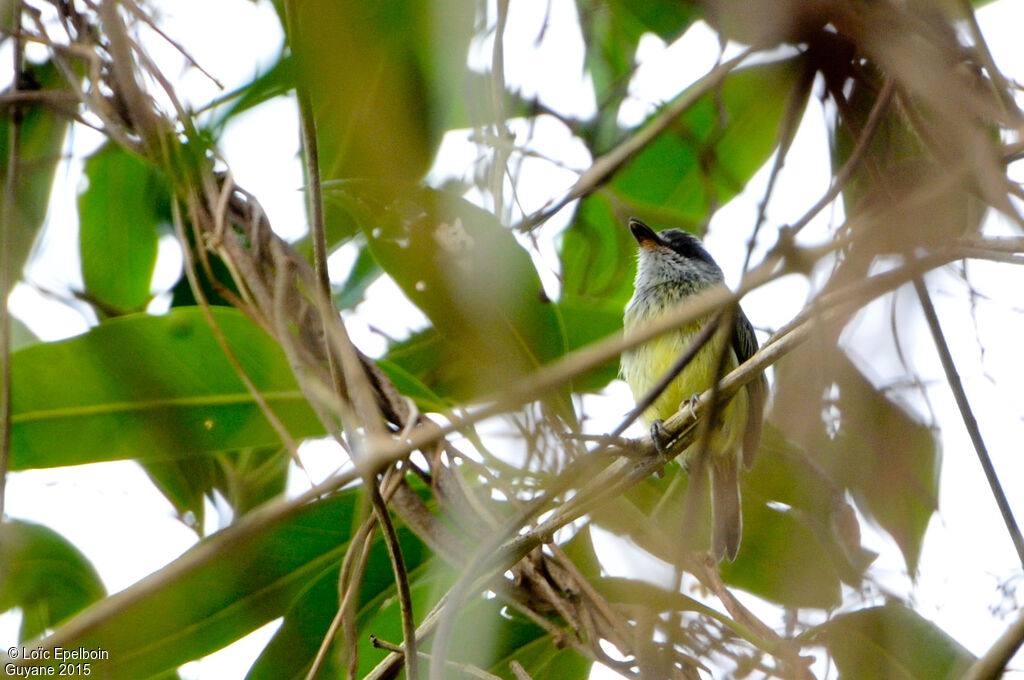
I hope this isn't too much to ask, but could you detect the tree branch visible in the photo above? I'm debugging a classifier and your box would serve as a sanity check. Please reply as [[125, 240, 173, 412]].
[[912, 276, 1024, 567], [961, 608, 1024, 680]]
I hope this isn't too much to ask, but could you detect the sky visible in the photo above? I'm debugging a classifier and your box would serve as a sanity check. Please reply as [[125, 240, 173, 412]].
[[3, 0, 1024, 678]]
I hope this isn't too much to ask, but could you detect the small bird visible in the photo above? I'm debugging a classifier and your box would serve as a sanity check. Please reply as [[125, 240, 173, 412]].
[[621, 218, 767, 561]]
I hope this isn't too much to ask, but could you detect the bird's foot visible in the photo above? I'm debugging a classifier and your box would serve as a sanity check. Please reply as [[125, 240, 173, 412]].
[[681, 393, 700, 422], [650, 420, 670, 454], [649, 420, 672, 478]]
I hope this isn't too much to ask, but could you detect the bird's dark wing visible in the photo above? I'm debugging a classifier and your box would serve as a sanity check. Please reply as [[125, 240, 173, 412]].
[[732, 307, 767, 469]]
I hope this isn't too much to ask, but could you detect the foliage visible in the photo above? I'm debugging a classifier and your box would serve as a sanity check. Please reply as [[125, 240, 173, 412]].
[[1, 0, 1022, 678]]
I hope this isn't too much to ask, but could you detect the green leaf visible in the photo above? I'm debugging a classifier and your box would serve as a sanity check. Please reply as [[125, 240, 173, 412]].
[[0, 520, 106, 642], [578, 1, 700, 149], [5, 489, 362, 680], [609, 56, 809, 224], [376, 357, 451, 413], [332, 242, 383, 311], [209, 52, 293, 132], [79, 143, 167, 314], [774, 347, 939, 574], [0, 60, 76, 279], [831, 68, 985, 277], [9, 307, 323, 470], [719, 500, 842, 609], [288, 0, 474, 185], [142, 447, 291, 534], [560, 193, 637, 303], [606, 0, 700, 43], [335, 183, 570, 411], [809, 602, 975, 680], [247, 520, 432, 680], [726, 426, 876, 597], [556, 192, 636, 392], [593, 426, 873, 609]]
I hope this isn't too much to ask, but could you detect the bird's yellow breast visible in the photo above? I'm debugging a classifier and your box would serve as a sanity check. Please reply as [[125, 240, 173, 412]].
[[621, 305, 748, 455]]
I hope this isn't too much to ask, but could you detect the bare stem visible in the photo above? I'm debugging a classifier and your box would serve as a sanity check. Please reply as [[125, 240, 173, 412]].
[[912, 277, 1024, 567]]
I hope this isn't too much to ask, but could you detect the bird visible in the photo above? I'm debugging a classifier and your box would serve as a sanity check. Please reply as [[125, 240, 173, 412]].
[[621, 218, 767, 561]]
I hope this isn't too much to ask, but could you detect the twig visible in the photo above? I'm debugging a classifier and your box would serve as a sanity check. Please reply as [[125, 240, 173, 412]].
[[956, 0, 1021, 123], [363, 594, 450, 680], [370, 635, 505, 680], [509, 660, 534, 680], [487, 0, 511, 221], [912, 277, 1024, 567], [960, 608, 1024, 680], [305, 516, 376, 680], [120, 0, 224, 88], [742, 62, 814, 271], [0, 0, 24, 520], [787, 78, 895, 236], [98, 0, 161, 154], [515, 49, 753, 232], [170, 198, 306, 469], [367, 483, 419, 680]]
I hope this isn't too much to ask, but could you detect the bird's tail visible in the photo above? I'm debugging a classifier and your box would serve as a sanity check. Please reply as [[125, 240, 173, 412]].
[[710, 454, 742, 562]]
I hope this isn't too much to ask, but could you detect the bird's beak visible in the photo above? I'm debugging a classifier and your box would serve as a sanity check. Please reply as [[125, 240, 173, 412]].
[[628, 218, 661, 248]]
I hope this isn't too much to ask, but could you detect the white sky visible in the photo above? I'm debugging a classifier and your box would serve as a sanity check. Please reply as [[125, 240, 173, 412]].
[[4, 0, 1024, 678]]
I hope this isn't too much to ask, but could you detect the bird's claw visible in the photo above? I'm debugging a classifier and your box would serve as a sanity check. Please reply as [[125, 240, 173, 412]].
[[649, 420, 671, 478], [682, 393, 700, 422], [650, 420, 670, 454]]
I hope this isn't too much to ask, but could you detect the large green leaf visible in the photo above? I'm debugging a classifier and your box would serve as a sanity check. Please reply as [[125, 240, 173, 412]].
[[810, 602, 975, 680], [360, 565, 591, 680], [79, 143, 167, 314], [0, 520, 106, 642], [593, 426, 874, 609], [2, 489, 363, 679], [288, 0, 474, 185], [608, 57, 808, 223], [331, 242, 383, 311], [9, 307, 323, 470], [577, 0, 701, 149], [247, 520, 432, 680], [773, 347, 939, 574], [142, 447, 291, 535], [0, 60, 76, 279], [335, 184, 570, 410], [828, 66, 985, 287], [721, 426, 876, 605]]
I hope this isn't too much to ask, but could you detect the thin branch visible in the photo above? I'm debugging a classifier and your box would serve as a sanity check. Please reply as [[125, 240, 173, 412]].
[[960, 608, 1024, 680], [0, 0, 24, 520], [371, 635, 505, 680], [515, 49, 753, 232], [170, 198, 305, 467], [487, 0, 510, 221], [363, 594, 450, 680], [787, 78, 895, 235], [742, 62, 814, 271], [98, 0, 161, 153], [956, 0, 1021, 123], [283, 0, 339, 400], [120, 0, 224, 89], [367, 482, 419, 680], [305, 515, 376, 680], [912, 276, 1024, 567]]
